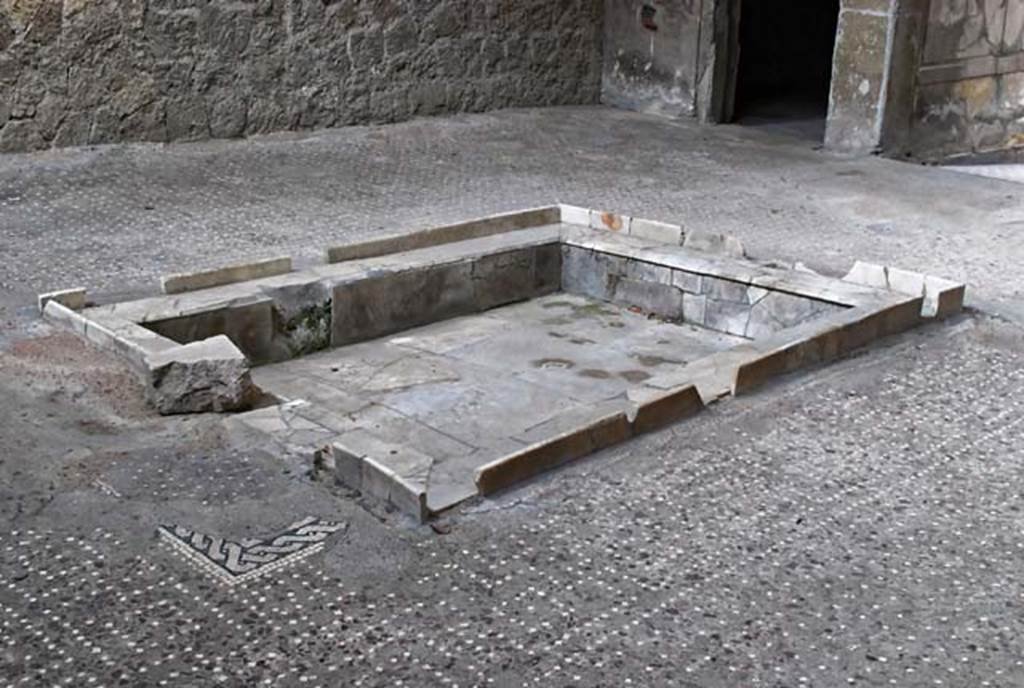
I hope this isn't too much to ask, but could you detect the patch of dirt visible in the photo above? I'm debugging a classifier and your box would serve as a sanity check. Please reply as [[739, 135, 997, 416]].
[[2, 331, 151, 419]]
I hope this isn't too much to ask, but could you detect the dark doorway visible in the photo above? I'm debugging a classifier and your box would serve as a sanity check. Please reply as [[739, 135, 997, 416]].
[[733, 0, 840, 141]]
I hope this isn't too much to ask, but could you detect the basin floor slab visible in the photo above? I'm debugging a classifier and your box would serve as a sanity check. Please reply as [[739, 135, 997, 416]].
[[253, 293, 746, 511]]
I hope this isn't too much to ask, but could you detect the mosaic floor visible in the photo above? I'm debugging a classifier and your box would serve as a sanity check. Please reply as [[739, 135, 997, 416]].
[[1, 107, 1023, 685]]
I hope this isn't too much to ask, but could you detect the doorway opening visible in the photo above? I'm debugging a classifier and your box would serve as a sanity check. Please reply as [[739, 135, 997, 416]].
[[732, 0, 840, 142]]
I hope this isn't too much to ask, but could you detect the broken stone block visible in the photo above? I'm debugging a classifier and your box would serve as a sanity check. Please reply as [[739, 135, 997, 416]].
[[146, 335, 255, 414]]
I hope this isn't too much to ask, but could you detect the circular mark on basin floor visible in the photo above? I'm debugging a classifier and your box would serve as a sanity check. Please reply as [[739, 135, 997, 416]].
[[533, 358, 575, 370], [632, 353, 683, 367], [620, 370, 652, 383]]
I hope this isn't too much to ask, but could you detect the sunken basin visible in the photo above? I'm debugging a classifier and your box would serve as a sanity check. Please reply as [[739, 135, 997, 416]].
[[41, 205, 965, 522]]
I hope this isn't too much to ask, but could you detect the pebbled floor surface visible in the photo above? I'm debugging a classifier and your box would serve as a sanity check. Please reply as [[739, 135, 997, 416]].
[[1, 106, 1023, 687]]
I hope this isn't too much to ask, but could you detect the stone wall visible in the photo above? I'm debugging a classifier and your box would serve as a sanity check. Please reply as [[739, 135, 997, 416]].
[[906, 0, 1024, 160], [601, 0, 703, 117], [0, 0, 603, 153]]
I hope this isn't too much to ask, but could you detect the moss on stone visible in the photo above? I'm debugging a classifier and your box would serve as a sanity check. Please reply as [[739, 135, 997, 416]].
[[283, 301, 332, 357]]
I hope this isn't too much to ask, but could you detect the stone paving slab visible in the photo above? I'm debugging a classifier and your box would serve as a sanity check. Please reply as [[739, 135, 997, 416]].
[[249, 293, 743, 516]]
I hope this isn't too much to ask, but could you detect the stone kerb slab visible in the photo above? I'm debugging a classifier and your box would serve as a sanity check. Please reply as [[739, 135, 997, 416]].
[[732, 259, 968, 397], [731, 296, 925, 396], [321, 201, 697, 269], [475, 409, 633, 496], [558, 203, 686, 246], [843, 261, 966, 319], [161, 256, 293, 295], [37, 287, 87, 313], [474, 382, 706, 497], [627, 384, 705, 435], [43, 301, 152, 372], [325, 206, 561, 264]]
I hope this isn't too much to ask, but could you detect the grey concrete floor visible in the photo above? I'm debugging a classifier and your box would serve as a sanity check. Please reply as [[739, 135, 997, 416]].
[[1, 106, 1023, 687]]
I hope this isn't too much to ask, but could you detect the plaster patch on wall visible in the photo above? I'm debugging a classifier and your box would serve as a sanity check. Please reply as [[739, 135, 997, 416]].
[[602, 0, 700, 119]]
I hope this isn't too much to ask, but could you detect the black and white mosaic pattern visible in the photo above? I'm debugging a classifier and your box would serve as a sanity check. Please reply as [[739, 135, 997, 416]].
[[157, 517, 345, 586]]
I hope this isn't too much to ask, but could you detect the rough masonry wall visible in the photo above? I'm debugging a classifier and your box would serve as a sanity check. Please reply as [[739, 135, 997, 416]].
[[909, 0, 1024, 160], [601, 0, 702, 117], [0, 0, 603, 153]]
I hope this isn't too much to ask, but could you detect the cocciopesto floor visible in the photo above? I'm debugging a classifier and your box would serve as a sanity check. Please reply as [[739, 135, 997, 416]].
[[1, 106, 1023, 686]]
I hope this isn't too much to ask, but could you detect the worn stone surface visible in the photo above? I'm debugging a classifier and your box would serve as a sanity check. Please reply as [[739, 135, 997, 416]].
[[333, 428, 431, 522], [471, 247, 552, 311], [745, 290, 844, 338], [630, 216, 683, 244], [0, 0, 603, 152], [912, 72, 1024, 160], [233, 220, 888, 520], [610, 277, 684, 319]]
